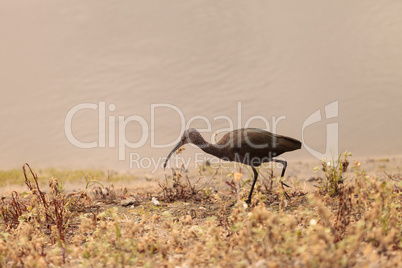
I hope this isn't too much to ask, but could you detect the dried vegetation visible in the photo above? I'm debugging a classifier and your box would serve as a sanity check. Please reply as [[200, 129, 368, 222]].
[[0, 155, 401, 267]]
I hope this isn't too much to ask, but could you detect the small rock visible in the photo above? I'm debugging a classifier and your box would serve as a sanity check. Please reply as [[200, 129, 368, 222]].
[[151, 197, 160, 206], [121, 197, 137, 207]]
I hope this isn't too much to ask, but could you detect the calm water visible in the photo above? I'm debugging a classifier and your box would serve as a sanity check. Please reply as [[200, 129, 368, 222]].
[[1, 1, 401, 172]]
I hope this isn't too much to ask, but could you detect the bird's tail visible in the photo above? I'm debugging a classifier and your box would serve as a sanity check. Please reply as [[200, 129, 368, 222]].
[[280, 136, 302, 151]]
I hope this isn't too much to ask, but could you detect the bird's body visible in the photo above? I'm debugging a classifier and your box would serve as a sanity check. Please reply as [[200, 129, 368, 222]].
[[163, 128, 302, 204], [214, 128, 301, 164]]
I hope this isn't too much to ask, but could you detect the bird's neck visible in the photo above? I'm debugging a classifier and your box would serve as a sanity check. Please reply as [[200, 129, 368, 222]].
[[190, 136, 226, 159]]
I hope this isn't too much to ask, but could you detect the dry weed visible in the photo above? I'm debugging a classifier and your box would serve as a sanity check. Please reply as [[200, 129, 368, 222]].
[[0, 160, 400, 267]]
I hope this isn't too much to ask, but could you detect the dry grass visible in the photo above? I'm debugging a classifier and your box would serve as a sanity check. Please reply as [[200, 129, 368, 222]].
[[0, 157, 401, 267]]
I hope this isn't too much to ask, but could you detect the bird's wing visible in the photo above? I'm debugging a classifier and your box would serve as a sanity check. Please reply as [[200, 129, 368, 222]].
[[243, 128, 278, 148], [217, 128, 301, 151], [217, 128, 277, 148]]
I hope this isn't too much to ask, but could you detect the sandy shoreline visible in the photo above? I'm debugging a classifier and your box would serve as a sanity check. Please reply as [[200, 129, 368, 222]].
[[1, 155, 400, 196]]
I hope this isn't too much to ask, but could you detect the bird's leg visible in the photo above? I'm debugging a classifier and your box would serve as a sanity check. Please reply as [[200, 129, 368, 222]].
[[246, 166, 259, 204], [272, 159, 291, 200]]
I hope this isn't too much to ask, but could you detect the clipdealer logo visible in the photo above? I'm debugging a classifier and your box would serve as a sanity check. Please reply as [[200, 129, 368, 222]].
[[64, 101, 339, 171]]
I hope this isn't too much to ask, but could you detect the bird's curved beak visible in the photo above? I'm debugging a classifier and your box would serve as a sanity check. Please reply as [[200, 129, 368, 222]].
[[163, 140, 184, 169]]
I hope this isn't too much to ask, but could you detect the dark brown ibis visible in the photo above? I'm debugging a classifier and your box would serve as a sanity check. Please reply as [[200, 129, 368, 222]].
[[163, 128, 302, 204]]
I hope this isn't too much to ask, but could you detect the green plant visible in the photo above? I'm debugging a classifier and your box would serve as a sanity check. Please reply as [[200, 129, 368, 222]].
[[84, 174, 104, 190], [314, 151, 351, 196]]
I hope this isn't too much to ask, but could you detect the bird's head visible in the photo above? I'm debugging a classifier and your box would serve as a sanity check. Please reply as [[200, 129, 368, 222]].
[[163, 128, 201, 169]]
